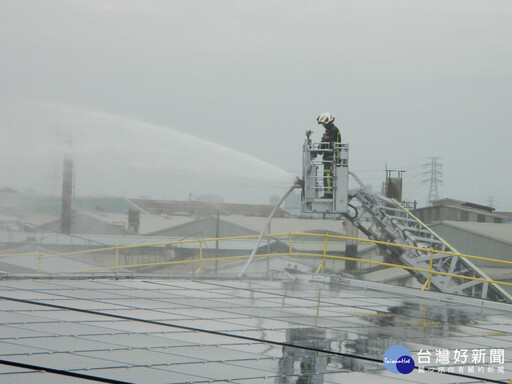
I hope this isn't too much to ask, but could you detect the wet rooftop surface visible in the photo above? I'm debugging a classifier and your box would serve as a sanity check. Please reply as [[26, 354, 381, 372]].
[[0, 277, 510, 383]]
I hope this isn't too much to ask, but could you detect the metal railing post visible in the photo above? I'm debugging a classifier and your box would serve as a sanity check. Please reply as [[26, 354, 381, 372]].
[[428, 248, 434, 290], [288, 233, 293, 261], [421, 247, 434, 291], [115, 246, 119, 273], [195, 240, 203, 274], [315, 233, 328, 274]]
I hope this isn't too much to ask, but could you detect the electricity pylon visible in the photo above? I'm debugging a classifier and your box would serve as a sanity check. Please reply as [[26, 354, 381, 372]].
[[422, 157, 443, 205]]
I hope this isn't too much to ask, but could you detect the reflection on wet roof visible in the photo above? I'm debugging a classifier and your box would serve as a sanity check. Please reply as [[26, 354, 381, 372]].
[[0, 277, 510, 383]]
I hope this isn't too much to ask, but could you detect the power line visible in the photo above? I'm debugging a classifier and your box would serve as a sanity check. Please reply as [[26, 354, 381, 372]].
[[0, 359, 131, 384]]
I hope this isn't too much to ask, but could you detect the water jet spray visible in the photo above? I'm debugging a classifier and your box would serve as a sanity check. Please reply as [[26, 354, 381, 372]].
[[237, 177, 302, 278]]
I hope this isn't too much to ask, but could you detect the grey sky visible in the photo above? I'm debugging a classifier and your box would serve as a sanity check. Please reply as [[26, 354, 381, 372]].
[[1, 0, 511, 209]]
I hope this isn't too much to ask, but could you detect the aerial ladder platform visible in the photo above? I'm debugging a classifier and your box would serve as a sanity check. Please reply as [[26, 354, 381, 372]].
[[301, 133, 512, 303]]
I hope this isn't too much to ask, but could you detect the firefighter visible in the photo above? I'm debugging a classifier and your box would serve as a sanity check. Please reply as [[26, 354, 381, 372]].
[[317, 112, 341, 199]]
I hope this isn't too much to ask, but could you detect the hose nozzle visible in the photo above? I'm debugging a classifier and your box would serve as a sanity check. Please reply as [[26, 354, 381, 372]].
[[294, 177, 303, 188]]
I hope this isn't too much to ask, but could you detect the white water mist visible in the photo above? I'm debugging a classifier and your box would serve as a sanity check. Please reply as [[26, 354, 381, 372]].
[[1, 102, 296, 201]]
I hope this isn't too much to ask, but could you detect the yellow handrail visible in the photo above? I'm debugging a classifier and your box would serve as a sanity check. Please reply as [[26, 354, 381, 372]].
[[0, 252, 44, 258], [315, 233, 329, 274], [1, 232, 511, 291]]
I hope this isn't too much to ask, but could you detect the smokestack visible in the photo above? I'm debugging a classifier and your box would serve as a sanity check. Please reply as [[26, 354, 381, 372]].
[[61, 135, 73, 235], [384, 169, 404, 202], [128, 208, 140, 234]]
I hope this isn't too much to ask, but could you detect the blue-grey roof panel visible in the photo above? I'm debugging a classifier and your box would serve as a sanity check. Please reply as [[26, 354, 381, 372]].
[[0, 278, 510, 383]]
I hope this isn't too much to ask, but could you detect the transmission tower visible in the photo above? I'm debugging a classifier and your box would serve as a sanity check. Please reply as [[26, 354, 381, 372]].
[[422, 157, 443, 205]]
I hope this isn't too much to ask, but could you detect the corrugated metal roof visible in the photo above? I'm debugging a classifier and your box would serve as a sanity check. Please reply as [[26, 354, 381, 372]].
[[77, 211, 195, 235], [70, 213, 360, 239], [130, 198, 290, 218], [480, 267, 512, 281], [431, 221, 512, 246], [221, 215, 351, 235], [0, 193, 138, 215], [0, 213, 59, 228], [0, 232, 197, 247]]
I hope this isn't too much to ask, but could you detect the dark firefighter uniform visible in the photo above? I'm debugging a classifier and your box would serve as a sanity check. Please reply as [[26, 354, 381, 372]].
[[320, 122, 341, 198]]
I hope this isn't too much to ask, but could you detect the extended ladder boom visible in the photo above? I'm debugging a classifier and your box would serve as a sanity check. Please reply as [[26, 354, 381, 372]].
[[346, 189, 512, 303], [299, 132, 510, 303]]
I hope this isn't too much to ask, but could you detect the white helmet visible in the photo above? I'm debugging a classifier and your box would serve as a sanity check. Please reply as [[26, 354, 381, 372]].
[[317, 112, 334, 125]]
